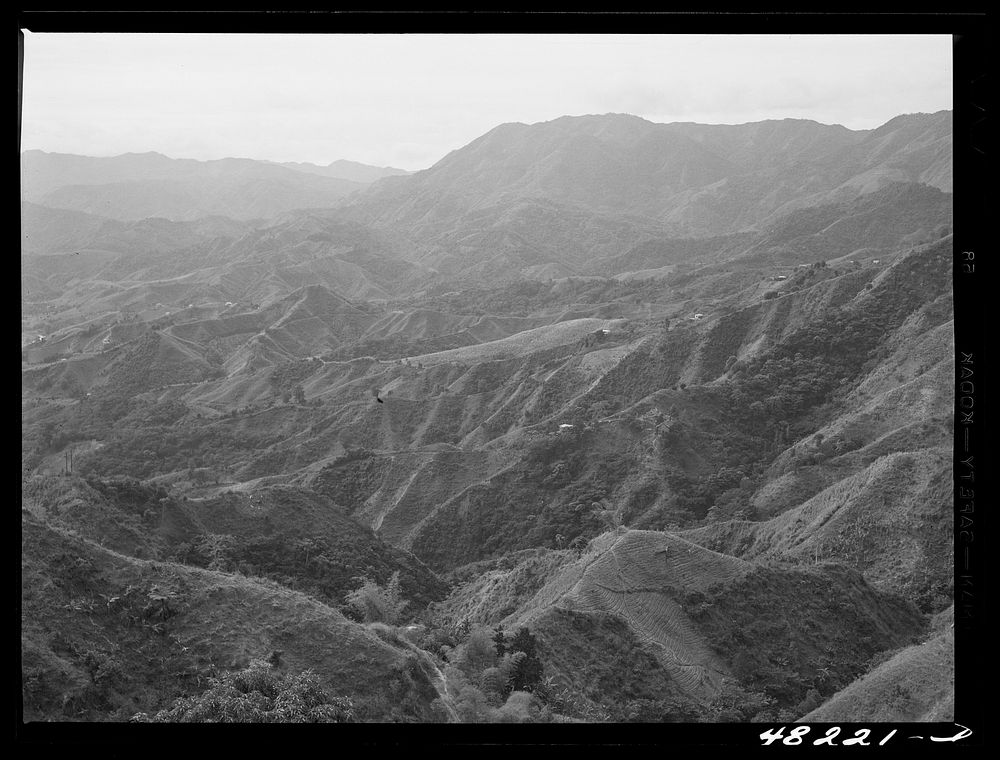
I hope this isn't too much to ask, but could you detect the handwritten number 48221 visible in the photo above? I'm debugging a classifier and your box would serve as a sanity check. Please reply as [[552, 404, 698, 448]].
[[759, 726, 895, 746]]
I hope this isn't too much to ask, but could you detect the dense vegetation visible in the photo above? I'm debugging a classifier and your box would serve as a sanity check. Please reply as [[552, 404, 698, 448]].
[[680, 565, 923, 711], [133, 659, 356, 723]]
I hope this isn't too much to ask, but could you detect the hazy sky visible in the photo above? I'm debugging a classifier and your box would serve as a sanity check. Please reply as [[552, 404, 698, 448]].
[[20, 33, 952, 171]]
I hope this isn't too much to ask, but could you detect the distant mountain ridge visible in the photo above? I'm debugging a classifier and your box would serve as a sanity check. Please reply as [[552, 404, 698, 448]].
[[21, 111, 951, 274], [273, 159, 411, 183], [20, 201, 254, 257], [337, 111, 951, 279], [19, 150, 392, 222]]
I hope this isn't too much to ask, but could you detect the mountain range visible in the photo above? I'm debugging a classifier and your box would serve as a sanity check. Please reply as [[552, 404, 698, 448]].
[[21, 110, 954, 725], [336, 111, 951, 278], [271, 158, 411, 184], [20, 150, 407, 222]]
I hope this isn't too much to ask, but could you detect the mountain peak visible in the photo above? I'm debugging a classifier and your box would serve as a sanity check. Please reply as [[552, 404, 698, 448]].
[[121, 150, 171, 158], [547, 112, 654, 125]]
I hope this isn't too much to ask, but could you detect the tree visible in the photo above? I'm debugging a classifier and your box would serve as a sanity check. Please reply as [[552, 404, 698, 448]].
[[796, 687, 823, 715], [509, 653, 543, 693], [493, 624, 507, 657], [506, 628, 543, 693], [510, 627, 537, 658], [455, 627, 498, 678], [480, 667, 507, 704], [569, 536, 588, 558], [456, 684, 492, 722], [194, 533, 239, 571], [132, 659, 354, 723], [345, 571, 406, 624]]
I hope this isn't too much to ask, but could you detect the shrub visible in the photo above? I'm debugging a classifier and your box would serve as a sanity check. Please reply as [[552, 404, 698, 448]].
[[796, 687, 824, 715], [496, 691, 538, 723], [133, 659, 354, 722], [705, 679, 776, 722]]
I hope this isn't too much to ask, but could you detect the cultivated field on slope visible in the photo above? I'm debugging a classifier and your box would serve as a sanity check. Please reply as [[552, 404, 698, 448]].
[[514, 530, 750, 698], [405, 318, 625, 365]]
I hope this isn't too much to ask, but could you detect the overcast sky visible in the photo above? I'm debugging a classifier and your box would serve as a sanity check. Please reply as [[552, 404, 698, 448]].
[[20, 33, 952, 171]]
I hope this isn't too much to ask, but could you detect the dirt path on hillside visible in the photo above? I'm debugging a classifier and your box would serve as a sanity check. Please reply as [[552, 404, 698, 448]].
[[399, 639, 460, 722]]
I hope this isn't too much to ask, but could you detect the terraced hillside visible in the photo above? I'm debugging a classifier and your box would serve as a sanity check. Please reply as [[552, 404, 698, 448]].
[[427, 528, 925, 717], [519, 531, 749, 698]]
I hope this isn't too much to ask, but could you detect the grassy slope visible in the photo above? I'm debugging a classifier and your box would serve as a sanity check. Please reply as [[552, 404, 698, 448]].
[[802, 628, 953, 722], [681, 447, 952, 604]]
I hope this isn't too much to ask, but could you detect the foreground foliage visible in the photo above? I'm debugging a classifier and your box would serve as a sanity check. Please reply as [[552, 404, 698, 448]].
[[132, 659, 355, 723]]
